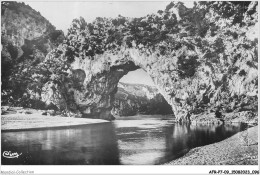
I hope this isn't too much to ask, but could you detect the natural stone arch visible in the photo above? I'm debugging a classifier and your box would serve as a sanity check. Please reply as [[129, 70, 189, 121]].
[[69, 48, 177, 120], [42, 2, 258, 122]]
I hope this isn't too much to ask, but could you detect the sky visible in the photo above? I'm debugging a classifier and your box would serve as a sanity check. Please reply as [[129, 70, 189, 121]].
[[25, 1, 194, 86], [120, 69, 155, 86], [26, 1, 194, 34]]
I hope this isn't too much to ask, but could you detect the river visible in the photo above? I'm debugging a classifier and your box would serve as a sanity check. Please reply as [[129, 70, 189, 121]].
[[1, 115, 246, 165]]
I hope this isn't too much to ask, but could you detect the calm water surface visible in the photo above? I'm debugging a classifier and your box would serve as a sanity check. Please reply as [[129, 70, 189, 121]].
[[1, 115, 246, 165]]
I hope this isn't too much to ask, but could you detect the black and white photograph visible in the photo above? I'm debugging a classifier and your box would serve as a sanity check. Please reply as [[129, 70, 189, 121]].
[[1, 0, 259, 174]]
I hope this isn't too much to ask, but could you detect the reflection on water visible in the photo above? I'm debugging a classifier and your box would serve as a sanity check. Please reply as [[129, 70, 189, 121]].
[[1, 115, 246, 165], [114, 117, 246, 165], [2, 123, 120, 165]]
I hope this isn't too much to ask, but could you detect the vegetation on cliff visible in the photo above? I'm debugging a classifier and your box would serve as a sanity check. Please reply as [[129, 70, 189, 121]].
[[1, 1, 64, 109], [49, 1, 257, 121], [1, 1, 258, 122]]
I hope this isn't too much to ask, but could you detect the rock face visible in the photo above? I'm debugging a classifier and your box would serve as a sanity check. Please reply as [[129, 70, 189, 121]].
[[2, 2, 258, 123], [42, 1, 257, 122], [1, 1, 64, 108], [112, 82, 173, 116]]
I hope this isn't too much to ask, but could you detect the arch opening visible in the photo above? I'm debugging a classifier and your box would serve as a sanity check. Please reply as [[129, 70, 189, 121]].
[[112, 68, 174, 117], [72, 59, 174, 121]]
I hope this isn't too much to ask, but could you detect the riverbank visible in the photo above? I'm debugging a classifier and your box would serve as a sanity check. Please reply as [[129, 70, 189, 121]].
[[1, 107, 108, 131], [190, 112, 258, 125], [114, 114, 175, 120], [165, 125, 258, 165]]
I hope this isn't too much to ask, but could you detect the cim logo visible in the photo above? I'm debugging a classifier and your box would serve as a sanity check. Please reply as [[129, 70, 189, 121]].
[[2, 151, 22, 159]]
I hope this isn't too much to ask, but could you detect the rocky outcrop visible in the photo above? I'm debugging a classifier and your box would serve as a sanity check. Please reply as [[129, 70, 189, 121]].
[[1, 1, 64, 108], [38, 2, 257, 122], [112, 82, 173, 116], [2, 2, 258, 123]]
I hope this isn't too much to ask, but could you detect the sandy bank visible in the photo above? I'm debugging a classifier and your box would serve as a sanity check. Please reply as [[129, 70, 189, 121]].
[[165, 126, 258, 165], [1, 108, 108, 132]]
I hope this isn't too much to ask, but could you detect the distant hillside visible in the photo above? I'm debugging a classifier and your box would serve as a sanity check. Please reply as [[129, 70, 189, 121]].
[[112, 82, 173, 116], [1, 1, 56, 46]]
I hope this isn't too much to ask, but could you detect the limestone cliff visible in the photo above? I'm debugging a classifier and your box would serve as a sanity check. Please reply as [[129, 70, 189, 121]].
[[112, 82, 173, 116], [2, 2, 258, 123], [39, 1, 257, 122], [1, 1, 64, 108]]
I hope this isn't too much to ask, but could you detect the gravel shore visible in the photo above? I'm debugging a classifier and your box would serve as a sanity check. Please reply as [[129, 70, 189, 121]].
[[1, 108, 108, 131], [165, 126, 258, 165]]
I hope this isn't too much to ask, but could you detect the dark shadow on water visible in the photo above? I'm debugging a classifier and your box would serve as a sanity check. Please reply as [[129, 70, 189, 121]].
[[1, 116, 247, 165], [159, 123, 247, 164], [2, 123, 120, 165], [113, 118, 247, 165]]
